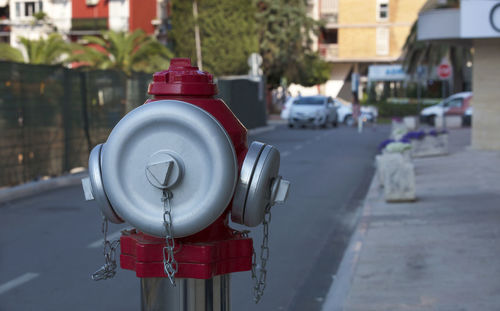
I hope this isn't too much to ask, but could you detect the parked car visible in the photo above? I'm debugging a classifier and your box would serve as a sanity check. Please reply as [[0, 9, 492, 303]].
[[420, 92, 473, 125], [288, 96, 338, 128], [334, 99, 354, 125], [463, 106, 473, 126], [335, 100, 378, 126], [280, 96, 296, 120]]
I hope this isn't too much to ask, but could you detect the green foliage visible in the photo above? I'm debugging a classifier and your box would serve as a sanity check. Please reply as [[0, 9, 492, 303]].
[[255, 0, 329, 88], [170, 0, 259, 76], [19, 33, 70, 65], [376, 101, 434, 118], [72, 29, 173, 76], [296, 52, 331, 87], [170, 0, 329, 87], [33, 11, 48, 22], [0, 43, 24, 62]]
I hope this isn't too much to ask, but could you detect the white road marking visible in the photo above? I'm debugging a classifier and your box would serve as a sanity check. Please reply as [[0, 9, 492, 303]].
[[248, 125, 276, 135], [88, 229, 126, 248], [315, 136, 321, 141], [294, 145, 303, 150], [0, 273, 39, 295], [281, 151, 291, 157]]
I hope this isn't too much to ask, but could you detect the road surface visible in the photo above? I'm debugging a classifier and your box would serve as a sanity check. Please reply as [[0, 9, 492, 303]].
[[0, 123, 388, 311]]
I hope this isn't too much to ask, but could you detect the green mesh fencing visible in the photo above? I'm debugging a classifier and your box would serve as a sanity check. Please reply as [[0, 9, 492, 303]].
[[0, 61, 151, 187]]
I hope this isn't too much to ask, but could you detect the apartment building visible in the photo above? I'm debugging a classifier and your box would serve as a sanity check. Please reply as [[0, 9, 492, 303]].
[[0, 0, 169, 50], [297, 0, 426, 100]]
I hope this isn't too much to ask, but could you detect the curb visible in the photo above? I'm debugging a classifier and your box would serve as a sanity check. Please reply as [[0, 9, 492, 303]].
[[0, 171, 88, 204], [320, 175, 377, 311]]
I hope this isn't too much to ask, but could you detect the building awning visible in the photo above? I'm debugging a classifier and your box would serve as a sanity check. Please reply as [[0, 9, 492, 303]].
[[418, 0, 500, 41], [368, 65, 408, 81]]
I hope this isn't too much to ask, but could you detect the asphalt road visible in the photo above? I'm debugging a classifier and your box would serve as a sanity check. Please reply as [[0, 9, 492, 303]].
[[0, 123, 388, 311]]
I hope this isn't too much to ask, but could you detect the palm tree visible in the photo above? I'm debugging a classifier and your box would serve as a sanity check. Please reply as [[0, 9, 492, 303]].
[[71, 29, 173, 112], [0, 43, 24, 63], [19, 33, 71, 65], [402, 21, 472, 94], [73, 29, 173, 76]]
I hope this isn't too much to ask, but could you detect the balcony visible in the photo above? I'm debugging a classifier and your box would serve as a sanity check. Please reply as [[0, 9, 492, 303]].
[[71, 18, 107, 32], [321, 13, 338, 27], [319, 43, 339, 61]]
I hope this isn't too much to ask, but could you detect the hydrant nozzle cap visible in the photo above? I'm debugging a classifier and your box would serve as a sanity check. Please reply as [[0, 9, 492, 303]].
[[148, 58, 218, 96]]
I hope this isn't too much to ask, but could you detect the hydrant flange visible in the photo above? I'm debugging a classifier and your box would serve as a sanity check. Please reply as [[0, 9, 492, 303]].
[[84, 143, 123, 224]]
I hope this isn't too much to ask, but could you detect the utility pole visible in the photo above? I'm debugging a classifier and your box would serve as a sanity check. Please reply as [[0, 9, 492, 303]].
[[193, 0, 202, 70]]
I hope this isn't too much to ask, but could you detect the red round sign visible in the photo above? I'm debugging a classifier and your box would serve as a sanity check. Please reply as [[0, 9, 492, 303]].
[[437, 63, 452, 79]]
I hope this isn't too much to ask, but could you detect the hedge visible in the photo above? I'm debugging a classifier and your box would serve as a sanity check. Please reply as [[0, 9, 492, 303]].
[[375, 102, 435, 118]]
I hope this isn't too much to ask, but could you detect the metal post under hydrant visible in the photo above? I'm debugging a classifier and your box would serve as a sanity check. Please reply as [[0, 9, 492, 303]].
[[82, 58, 290, 311], [141, 276, 230, 311]]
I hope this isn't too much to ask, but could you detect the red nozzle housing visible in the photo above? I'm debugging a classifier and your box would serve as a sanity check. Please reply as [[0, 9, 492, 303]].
[[148, 58, 218, 96]]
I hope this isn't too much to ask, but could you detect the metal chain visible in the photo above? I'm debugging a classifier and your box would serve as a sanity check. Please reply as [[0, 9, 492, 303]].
[[162, 189, 178, 286], [251, 206, 272, 303], [92, 216, 120, 281]]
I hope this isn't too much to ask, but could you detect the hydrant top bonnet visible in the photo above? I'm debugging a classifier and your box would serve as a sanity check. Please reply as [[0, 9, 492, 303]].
[[148, 58, 218, 96]]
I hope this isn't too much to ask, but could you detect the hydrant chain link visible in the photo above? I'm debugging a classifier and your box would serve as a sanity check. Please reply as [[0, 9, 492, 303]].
[[162, 189, 178, 286], [252, 207, 272, 303], [91, 217, 120, 281]]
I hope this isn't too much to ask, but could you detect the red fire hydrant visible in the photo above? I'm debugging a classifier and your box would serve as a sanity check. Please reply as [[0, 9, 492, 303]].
[[82, 58, 290, 310]]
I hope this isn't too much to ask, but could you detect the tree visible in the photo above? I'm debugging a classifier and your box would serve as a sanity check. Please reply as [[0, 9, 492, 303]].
[[18, 33, 70, 65], [170, 0, 259, 76], [170, 0, 329, 88], [0, 43, 24, 63], [255, 0, 330, 88], [72, 29, 173, 76]]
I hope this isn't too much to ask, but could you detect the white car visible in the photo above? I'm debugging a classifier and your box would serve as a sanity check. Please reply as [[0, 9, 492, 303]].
[[334, 100, 378, 126], [420, 92, 473, 125], [280, 96, 296, 120], [334, 99, 353, 125], [288, 96, 338, 128]]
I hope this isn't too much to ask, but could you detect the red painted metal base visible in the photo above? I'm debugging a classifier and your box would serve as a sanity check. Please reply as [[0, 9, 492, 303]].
[[120, 229, 253, 279]]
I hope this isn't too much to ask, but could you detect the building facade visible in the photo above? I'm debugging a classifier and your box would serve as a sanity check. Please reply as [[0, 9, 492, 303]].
[[0, 0, 169, 53], [418, 0, 500, 150], [291, 0, 425, 100]]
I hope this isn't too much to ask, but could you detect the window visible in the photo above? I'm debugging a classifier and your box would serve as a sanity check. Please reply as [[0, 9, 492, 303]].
[[321, 0, 338, 13], [377, 0, 389, 22], [15, 2, 21, 17], [448, 98, 463, 108], [321, 28, 338, 44], [293, 97, 325, 106], [25, 2, 35, 17], [376, 27, 389, 55]]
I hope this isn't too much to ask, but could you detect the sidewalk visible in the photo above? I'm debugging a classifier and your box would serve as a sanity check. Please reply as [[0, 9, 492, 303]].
[[323, 128, 500, 310]]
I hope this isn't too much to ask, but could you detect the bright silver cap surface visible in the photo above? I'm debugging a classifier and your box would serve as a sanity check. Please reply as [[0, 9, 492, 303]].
[[101, 100, 238, 238], [86, 143, 123, 224], [232, 141, 290, 227]]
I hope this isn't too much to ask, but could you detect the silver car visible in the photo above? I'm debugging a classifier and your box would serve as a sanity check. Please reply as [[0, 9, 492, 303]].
[[288, 96, 338, 128]]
